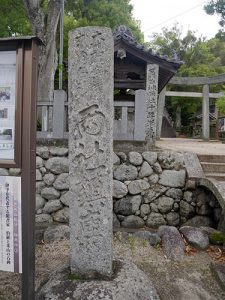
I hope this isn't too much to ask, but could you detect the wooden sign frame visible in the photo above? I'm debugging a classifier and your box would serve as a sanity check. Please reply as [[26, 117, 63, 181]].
[[0, 36, 41, 300]]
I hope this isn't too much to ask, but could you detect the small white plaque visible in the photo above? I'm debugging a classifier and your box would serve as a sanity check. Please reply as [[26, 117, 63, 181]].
[[0, 176, 22, 273]]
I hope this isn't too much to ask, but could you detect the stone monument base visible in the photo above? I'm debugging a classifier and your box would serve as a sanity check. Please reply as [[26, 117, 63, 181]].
[[36, 258, 159, 300]]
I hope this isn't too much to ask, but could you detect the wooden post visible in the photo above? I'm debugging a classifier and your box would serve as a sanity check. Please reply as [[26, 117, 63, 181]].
[[202, 84, 210, 140]]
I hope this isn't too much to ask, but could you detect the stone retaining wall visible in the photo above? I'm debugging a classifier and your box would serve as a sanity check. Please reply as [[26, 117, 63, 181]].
[[0, 146, 221, 228]]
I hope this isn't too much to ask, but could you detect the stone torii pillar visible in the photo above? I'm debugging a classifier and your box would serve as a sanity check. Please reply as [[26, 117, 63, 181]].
[[146, 64, 159, 147], [156, 87, 166, 139], [68, 27, 114, 279], [202, 84, 210, 140]]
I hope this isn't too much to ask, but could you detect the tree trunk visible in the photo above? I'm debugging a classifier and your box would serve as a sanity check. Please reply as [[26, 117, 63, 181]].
[[23, 0, 61, 102]]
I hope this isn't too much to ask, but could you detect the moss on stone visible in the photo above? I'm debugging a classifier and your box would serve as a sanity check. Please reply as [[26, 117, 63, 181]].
[[209, 232, 225, 244]]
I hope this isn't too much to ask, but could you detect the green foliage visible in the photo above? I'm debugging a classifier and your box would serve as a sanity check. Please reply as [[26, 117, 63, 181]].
[[204, 0, 225, 27], [216, 95, 225, 114]]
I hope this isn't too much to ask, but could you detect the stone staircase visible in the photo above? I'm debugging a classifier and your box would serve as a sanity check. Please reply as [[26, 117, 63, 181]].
[[198, 155, 225, 182]]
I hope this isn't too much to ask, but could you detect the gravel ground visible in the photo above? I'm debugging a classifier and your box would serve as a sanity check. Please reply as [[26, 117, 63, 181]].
[[156, 138, 225, 155], [0, 234, 225, 300]]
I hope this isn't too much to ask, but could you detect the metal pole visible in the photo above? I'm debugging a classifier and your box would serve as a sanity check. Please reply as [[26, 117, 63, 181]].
[[59, 0, 64, 90]]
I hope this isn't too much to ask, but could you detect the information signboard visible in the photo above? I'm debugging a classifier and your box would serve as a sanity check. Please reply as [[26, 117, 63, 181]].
[[0, 51, 16, 161], [0, 176, 22, 273]]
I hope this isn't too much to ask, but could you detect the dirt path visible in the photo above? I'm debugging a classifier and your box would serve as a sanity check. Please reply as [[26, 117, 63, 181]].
[[0, 236, 224, 300], [156, 138, 225, 155]]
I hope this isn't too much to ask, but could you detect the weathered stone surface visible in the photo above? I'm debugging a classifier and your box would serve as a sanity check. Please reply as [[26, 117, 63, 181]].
[[53, 173, 69, 190], [146, 213, 166, 228], [36, 169, 42, 181], [140, 204, 150, 217], [158, 151, 184, 170], [52, 207, 69, 223], [185, 180, 196, 190], [150, 203, 158, 212], [114, 164, 138, 182], [41, 187, 60, 200], [144, 185, 167, 203], [113, 153, 120, 165], [117, 152, 127, 162], [0, 168, 9, 176], [9, 168, 21, 176], [128, 179, 150, 195], [165, 188, 183, 200], [139, 161, 153, 178], [142, 151, 158, 165], [210, 262, 225, 291], [182, 216, 214, 228], [40, 167, 47, 175], [153, 162, 162, 174], [36, 146, 49, 159], [45, 157, 69, 174], [113, 213, 120, 228], [183, 191, 193, 203], [180, 226, 209, 250], [133, 231, 161, 246], [159, 170, 186, 188], [180, 200, 195, 218], [113, 180, 128, 199], [149, 174, 159, 184], [36, 181, 46, 194], [158, 226, 185, 261], [36, 259, 160, 300], [43, 200, 62, 214], [166, 212, 180, 226], [121, 215, 145, 228], [36, 214, 53, 224], [158, 196, 174, 213], [114, 195, 142, 215], [43, 173, 55, 186], [49, 147, 68, 157], [128, 151, 143, 166], [60, 191, 73, 207], [36, 194, 45, 211], [36, 156, 43, 168], [44, 225, 70, 243], [69, 27, 114, 278]]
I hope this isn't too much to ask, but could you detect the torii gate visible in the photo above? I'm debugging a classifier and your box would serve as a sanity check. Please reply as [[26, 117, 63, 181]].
[[157, 73, 225, 140]]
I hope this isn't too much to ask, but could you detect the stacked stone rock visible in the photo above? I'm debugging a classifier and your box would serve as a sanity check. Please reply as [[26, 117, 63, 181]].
[[31, 147, 221, 228]]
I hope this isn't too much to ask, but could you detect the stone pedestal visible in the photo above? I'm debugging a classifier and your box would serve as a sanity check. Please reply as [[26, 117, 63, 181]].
[[146, 64, 159, 147], [68, 27, 114, 279]]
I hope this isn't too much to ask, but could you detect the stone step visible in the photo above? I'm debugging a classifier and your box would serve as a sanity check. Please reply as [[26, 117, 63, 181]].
[[205, 173, 225, 181], [201, 162, 225, 173], [198, 155, 225, 163]]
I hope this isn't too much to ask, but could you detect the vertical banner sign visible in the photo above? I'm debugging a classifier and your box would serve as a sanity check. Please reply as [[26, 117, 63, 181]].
[[0, 176, 22, 273]]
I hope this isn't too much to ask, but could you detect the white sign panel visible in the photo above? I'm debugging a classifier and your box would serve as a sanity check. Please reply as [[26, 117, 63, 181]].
[[0, 176, 22, 273], [0, 51, 16, 161]]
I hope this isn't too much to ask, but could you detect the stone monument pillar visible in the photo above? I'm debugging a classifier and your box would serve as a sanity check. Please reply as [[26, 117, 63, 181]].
[[146, 64, 159, 147], [68, 27, 114, 279], [156, 87, 166, 139]]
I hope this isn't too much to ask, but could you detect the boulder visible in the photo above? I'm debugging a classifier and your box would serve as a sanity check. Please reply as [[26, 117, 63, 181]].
[[139, 161, 153, 178], [49, 147, 68, 156], [158, 226, 185, 261], [165, 188, 183, 200], [53, 173, 69, 190], [183, 191, 193, 203], [36, 146, 50, 159], [43, 173, 55, 186], [36, 214, 53, 224], [180, 226, 209, 250], [41, 187, 60, 200], [113, 153, 120, 165], [158, 151, 184, 170], [142, 151, 157, 165], [36, 181, 46, 194], [36, 156, 43, 168], [43, 200, 62, 214], [113, 180, 128, 199], [128, 152, 143, 166], [117, 152, 127, 162], [152, 162, 162, 174], [159, 170, 186, 188], [133, 231, 161, 246], [0, 168, 9, 176], [166, 212, 180, 226], [44, 225, 70, 243], [180, 200, 195, 218], [210, 262, 225, 291], [140, 204, 150, 217], [149, 174, 159, 185], [113, 164, 138, 182], [9, 168, 21, 176], [128, 180, 150, 195], [146, 213, 166, 228], [121, 215, 145, 228], [114, 195, 142, 215], [144, 185, 168, 203], [60, 191, 73, 207], [52, 207, 69, 223], [113, 213, 120, 228], [36, 194, 45, 211], [45, 157, 69, 174], [157, 196, 174, 213]]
